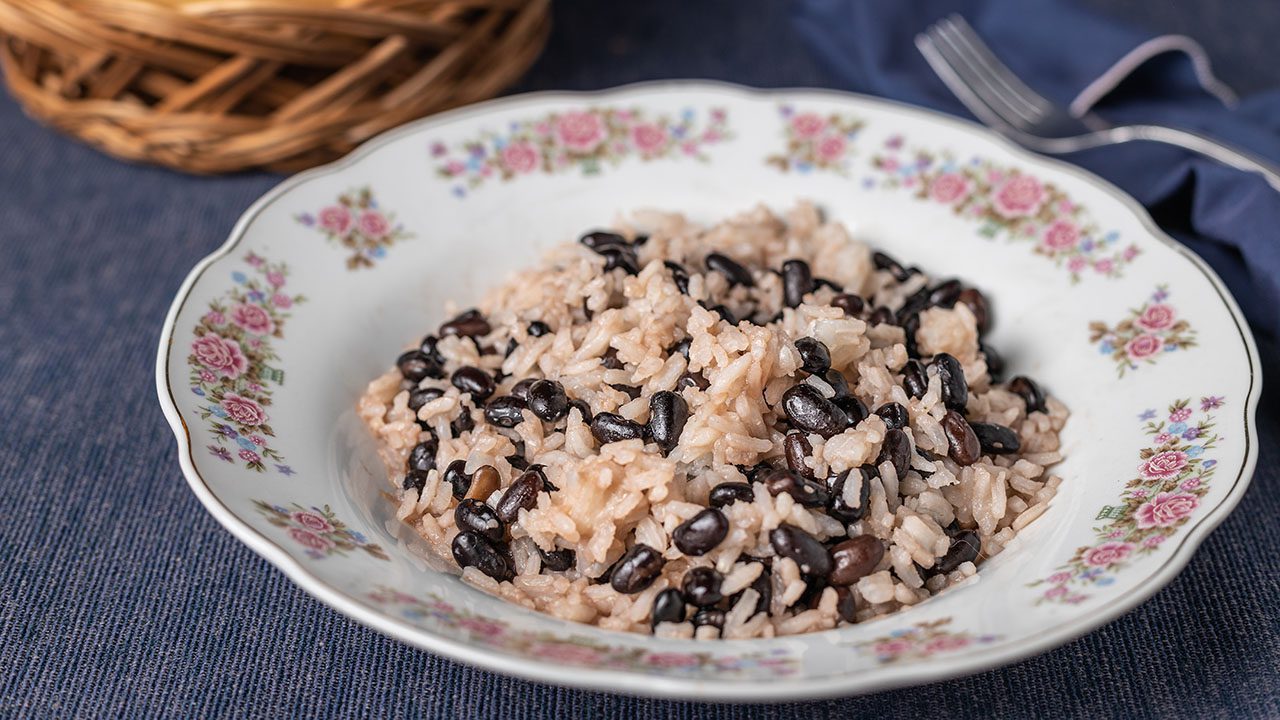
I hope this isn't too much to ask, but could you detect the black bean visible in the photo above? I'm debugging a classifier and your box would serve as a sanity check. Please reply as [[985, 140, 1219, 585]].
[[579, 229, 628, 250], [632, 234, 650, 246], [970, 422, 1021, 454], [651, 588, 686, 629], [832, 293, 865, 318], [901, 312, 921, 358], [782, 259, 814, 308], [875, 402, 909, 430], [876, 428, 911, 477], [928, 279, 963, 308], [439, 309, 491, 339], [936, 530, 982, 574], [419, 335, 445, 364], [834, 586, 857, 623], [509, 378, 538, 402], [495, 469, 543, 522], [527, 379, 569, 422], [693, 608, 726, 630], [898, 287, 931, 322], [600, 246, 640, 274], [673, 508, 729, 556], [681, 567, 724, 607], [872, 251, 910, 281], [677, 370, 709, 391], [784, 432, 814, 479], [536, 546, 575, 573], [601, 347, 623, 370], [648, 391, 688, 454], [709, 482, 755, 508], [484, 395, 526, 428], [443, 459, 471, 499], [826, 467, 873, 523], [590, 412, 646, 445], [568, 399, 593, 423], [799, 576, 830, 610], [944, 518, 964, 538], [821, 369, 850, 398], [708, 304, 736, 324], [829, 535, 885, 585], [902, 359, 928, 399], [507, 454, 529, 471], [933, 352, 969, 411], [402, 473, 426, 493], [407, 438, 438, 475], [743, 462, 775, 483], [451, 531, 513, 582], [408, 386, 444, 411], [664, 261, 691, 294], [781, 384, 849, 438], [737, 566, 773, 609], [795, 337, 831, 374], [397, 350, 441, 383], [762, 469, 830, 508], [942, 410, 982, 466], [834, 395, 868, 426], [452, 366, 495, 402], [957, 288, 990, 334], [705, 252, 754, 287], [610, 544, 665, 594], [814, 277, 842, 292], [454, 499, 505, 543], [527, 321, 551, 337], [611, 383, 642, 400], [1008, 375, 1047, 414], [868, 307, 895, 326], [667, 337, 691, 360], [450, 407, 475, 438], [769, 525, 833, 577], [981, 342, 1005, 382]]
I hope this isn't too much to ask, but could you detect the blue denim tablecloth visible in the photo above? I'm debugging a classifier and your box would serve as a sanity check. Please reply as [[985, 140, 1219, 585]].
[[1, 2, 1278, 718]]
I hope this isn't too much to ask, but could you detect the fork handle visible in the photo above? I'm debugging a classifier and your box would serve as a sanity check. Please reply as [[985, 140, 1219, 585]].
[[1108, 125, 1280, 192]]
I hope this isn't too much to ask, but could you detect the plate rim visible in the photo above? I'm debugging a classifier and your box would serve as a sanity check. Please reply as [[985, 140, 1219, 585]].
[[154, 79, 1261, 701]]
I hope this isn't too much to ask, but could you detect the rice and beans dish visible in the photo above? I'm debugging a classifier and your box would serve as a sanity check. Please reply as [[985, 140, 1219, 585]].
[[359, 203, 1067, 640]]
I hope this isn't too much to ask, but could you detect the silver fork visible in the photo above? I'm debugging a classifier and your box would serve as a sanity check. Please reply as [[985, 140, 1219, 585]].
[[916, 14, 1280, 191]]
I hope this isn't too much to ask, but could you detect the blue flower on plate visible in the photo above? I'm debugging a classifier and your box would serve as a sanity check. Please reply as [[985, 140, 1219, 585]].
[[1186, 446, 1204, 458], [1139, 409, 1157, 420], [236, 437, 257, 451], [1096, 577, 1115, 586], [232, 271, 247, 284], [1169, 422, 1187, 434], [1099, 341, 1114, 354], [192, 387, 205, 396], [371, 247, 387, 258], [1203, 459, 1217, 468], [210, 406, 227, 418]]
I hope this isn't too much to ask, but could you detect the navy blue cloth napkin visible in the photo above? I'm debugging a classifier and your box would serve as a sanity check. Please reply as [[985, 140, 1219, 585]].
[[794, 0, 1280, 337]]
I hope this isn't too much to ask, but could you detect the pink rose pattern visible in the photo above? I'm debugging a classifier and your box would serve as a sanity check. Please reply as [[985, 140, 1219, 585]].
[[436, 106, 733, 196], [1031, 397, 1222, 605], [1090, 285, 1197, 377], [296, 186, 412, 269], [363, 587, 800, 677], [765, 105, 864, 174], [868, 135, 1140, 281], [188, 254, 303, 472], [851, 618, 999, 665], [255, 501, 387, 561]]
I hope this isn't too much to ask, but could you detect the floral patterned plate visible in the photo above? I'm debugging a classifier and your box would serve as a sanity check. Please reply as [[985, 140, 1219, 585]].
[[156, 82, 1260, 701]]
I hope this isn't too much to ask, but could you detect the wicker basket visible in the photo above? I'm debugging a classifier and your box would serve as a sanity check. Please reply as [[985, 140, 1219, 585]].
[[0, 0, 550, 173]]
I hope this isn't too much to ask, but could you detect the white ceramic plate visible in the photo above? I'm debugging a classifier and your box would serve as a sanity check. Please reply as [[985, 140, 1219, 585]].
[[156, 82, 1260, 701]]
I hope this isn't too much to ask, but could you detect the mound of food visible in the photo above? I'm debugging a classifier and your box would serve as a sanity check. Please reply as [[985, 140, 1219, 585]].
[[359, 202, 1066, 639]]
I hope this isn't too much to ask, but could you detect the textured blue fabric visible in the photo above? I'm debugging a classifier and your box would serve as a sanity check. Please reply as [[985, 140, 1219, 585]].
[[0, 2, 1278, 718], [793, 0, 1280, 338]]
